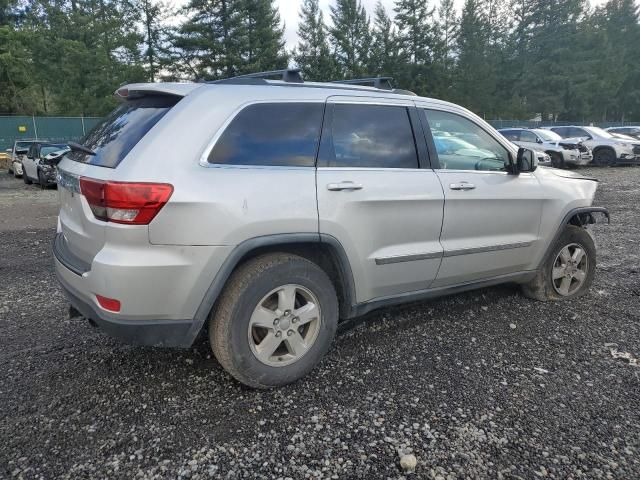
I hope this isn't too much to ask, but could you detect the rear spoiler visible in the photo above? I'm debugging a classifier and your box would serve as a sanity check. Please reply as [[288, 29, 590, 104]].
[[114, 83, 202, 101]]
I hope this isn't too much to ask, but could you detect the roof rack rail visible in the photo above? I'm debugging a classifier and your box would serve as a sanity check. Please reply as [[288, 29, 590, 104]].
[[211, 68, 303, 85], [332, 77, 394, 91]]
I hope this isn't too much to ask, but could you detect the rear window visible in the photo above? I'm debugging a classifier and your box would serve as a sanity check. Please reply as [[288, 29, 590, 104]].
[[208, 103, 324, 167], [40, 146, 65, 157], [68, 95, 180, 168]]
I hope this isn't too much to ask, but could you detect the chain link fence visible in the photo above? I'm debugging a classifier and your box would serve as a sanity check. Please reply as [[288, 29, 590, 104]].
[[0, 116, 102, 151]]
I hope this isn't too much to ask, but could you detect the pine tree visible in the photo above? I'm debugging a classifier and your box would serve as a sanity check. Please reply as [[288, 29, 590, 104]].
[[172, 0, 244, 80], [454, 0, 495, 116], [394, 0, 437, 94], [369, 1, 398, 77], [293, 0, 335, 81], [590, 0, 640, 120], [239, 0, 287, 74], [138, 0, 172, 82], [329, 0, 371, 79]]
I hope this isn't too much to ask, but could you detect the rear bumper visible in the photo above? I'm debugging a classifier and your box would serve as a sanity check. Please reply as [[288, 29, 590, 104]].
[[55, 268, 194, 347], [52, 232, 231, 347]]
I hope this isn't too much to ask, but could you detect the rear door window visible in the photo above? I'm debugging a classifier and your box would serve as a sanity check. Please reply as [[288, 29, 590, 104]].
[[208, 103, 324, 167], [68, 95, 180, 168], [318, 104, 419, 168], [519, 130, 538, 143], [500, 130, 520, 141]]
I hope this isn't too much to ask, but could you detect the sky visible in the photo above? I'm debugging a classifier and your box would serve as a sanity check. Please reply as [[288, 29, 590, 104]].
[[170, 0, 608, 50]]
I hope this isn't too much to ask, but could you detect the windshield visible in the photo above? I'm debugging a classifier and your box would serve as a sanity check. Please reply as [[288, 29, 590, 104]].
[[534, 129, 562, 141], [68, 95, 180, 168], [584, 126, 614, 139]]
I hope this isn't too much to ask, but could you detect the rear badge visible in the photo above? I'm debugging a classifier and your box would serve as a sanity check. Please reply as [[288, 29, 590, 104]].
[[57, 170, 80, 196]]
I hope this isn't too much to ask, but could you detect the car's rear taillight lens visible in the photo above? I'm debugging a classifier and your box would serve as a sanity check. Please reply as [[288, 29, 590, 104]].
[[79, 178, 173, 225], [96, 294, 121, 312]]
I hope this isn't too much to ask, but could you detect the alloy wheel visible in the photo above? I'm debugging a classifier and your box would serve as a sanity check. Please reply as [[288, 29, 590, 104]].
[[247, 284, 322, 367], [551, 243, 589, 296]]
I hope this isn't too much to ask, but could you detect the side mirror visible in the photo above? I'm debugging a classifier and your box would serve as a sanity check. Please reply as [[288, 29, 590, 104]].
[[536, 138, 543, 144], [516, 147, 538, 173]]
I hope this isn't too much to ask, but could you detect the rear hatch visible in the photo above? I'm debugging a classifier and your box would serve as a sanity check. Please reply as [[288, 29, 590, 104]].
[[57, 89, 184, 266]]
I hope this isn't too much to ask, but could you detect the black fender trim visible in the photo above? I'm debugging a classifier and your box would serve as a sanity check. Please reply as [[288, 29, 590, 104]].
[[185, 233, 358, 346], [536, 206, 609, 271]]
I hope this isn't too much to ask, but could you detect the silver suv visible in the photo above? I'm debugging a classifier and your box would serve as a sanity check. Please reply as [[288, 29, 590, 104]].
[[53, 71, 609, 388]]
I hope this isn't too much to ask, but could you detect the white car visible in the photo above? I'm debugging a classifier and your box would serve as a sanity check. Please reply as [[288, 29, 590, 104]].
[[605, 126, 640, 140], [545, 126, 640, 166], [499, 128, 592, 169], [8, 140, 36, 177], [22, 142, 68, 187]]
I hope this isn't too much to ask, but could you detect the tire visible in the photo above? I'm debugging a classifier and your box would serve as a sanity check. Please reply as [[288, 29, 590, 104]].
[[522, 225, 596, 301], [593, 148, 615, 166], [550, 152, 565, 169], [210, 253, 338, 388], [23, 170, 32, 184], [38, 170, 47, 189]]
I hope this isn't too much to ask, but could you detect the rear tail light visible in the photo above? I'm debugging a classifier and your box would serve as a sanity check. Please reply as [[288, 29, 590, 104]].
[[79, 178, 173, 225]]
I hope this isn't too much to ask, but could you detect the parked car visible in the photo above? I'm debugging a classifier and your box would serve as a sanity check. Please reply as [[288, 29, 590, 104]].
[[53, 71, 609, 388], [498, 128, 592, 169], [605, 126, 640, 140], [9, 140, 37, 177], [544, 126, 640, 166], [0, 149, 11, 171], [22, 142, 68, 188]]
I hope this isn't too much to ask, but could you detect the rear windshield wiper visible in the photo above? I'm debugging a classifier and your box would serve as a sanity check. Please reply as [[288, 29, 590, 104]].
[[68, 141, 96, 156]]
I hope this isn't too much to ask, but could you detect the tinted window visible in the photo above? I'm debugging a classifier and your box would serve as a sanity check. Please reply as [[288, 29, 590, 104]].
[[551, 127, 570, 138], [500, 130, 520, 141], [519, 130, 538, 143], [68, 95, 180, 168], [319, 104, 418, 168], [208, 103, 323, 167], [571, 127, 589, 138], [425, 109, 509, 171]]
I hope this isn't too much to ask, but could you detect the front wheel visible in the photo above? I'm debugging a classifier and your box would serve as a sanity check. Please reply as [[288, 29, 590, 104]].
[[209, 253, 338, 388], [550, 152, 565, 169], [593, 148, 615, 166], [522, 225, 596, 301], [38, 170, 47, 189]]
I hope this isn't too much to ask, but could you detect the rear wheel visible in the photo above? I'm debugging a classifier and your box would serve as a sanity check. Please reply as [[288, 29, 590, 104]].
[[522, 225, 596, 301], [209, 253, 338, 388], [593, 148, 615, 166]]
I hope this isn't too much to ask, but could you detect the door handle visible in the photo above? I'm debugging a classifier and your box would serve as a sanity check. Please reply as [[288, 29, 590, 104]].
[[327, 181, 363, 191], [449, 182, 476, 191]]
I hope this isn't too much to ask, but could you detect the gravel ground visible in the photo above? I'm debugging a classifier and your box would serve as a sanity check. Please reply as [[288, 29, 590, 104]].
[[1, 167, 639, 479]]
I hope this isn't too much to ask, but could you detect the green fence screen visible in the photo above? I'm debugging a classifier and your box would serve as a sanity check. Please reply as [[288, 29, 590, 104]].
[[0, 116, 102, 151]]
